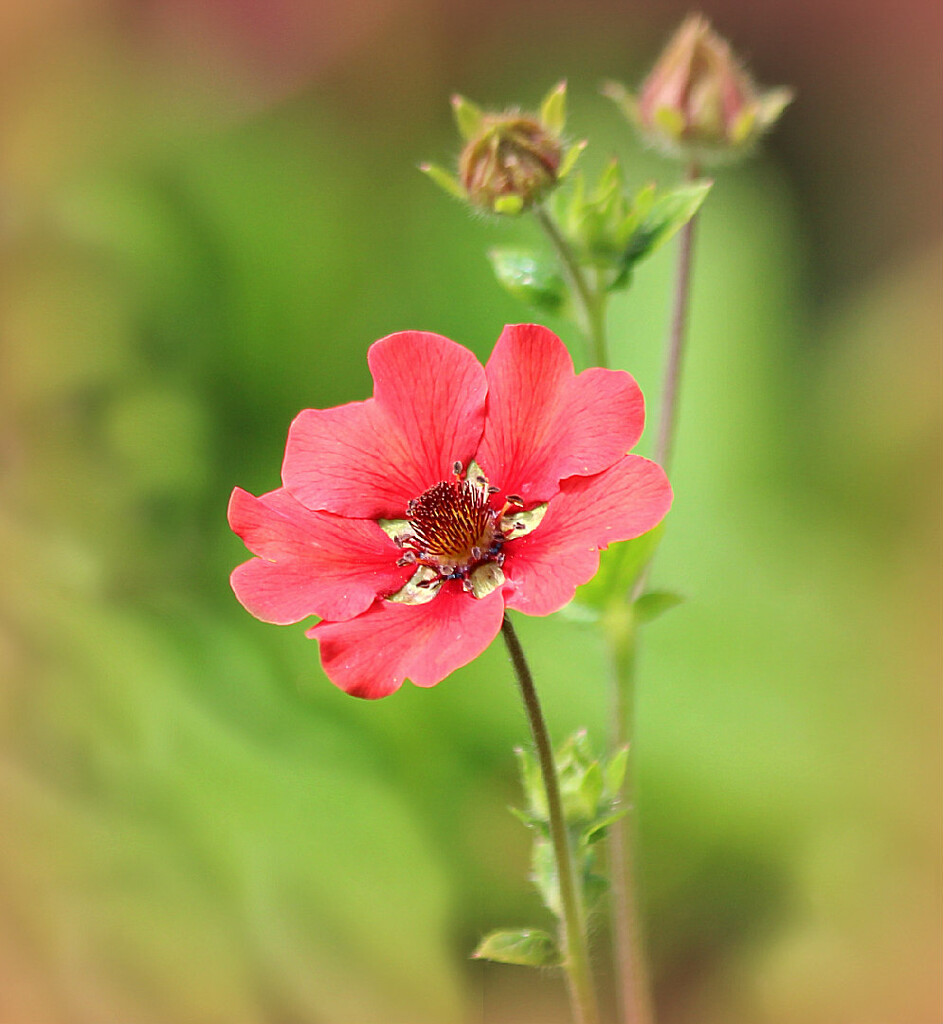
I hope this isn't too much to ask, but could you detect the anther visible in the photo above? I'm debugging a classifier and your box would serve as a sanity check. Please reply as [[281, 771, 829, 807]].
[[488, 486, 500, 494], [452, 460, 463, 476], [506, 494, 523, 506]]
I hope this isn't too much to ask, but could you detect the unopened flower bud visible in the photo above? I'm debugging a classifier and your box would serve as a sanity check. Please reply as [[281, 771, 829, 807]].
[[459, 114, 562, 213], [422, 83, 586, 216], [605, 14, 793, 164]]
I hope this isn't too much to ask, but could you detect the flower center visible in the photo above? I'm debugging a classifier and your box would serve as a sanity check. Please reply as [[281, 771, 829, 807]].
[[381, 462, 547, 604], [401, 473, 502, 573]]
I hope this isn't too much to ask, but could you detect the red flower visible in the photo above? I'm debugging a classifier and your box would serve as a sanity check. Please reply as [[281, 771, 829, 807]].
[[228, 325, 671, 699]]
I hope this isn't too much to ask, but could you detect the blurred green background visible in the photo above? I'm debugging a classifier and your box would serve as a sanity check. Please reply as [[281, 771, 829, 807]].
[[0, 1, 939, 1022]]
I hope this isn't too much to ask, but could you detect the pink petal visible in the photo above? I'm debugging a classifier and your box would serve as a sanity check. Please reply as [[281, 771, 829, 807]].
[[282, 331, 487, 518], [228, 487, 410, 624], [503, 455, 672, 616], [477, 324, 646, 504], [307, 582, 506, 699]]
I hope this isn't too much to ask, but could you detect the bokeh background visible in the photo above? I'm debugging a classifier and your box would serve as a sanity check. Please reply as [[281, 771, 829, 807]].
[[1, 0, 940, 1022]]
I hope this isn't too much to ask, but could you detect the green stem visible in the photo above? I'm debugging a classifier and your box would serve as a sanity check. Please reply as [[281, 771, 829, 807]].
[[609, 161, 702, 1024], [633, 160, 700, 603], [604, 603, 653, 1024], [534, 205, 609, 368], [501, 614, 600, 1024]]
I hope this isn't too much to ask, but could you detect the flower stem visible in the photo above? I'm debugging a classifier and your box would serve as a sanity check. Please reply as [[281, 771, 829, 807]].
[[604, 602, 652, 1024], [608, 162, 702, 1024], [501, 614, 600, 1024], [653, 162, 701, 472], [534, 205, 609, 368]]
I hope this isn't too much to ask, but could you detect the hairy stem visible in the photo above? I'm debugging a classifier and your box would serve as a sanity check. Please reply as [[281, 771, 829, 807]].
[[654, 162, 701, 472], [534, 205, 609, 368], [501, 614, 600, 1024]]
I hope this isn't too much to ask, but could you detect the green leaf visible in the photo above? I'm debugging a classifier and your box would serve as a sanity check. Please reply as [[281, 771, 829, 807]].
[[508, 805, 550, 837], [582, 807, 629, 845], [515, 746, 548, 820], [622, 180, 712, 270], [603, 746, 629, 798], [634, 590, 685, 623], [472, 929, 562, 967], [566, 523, 665, 616], [488, 248, 566, 312], [576, 761, 604, 820], [531, 839, 561, 918], [582, 872, 609, 911]]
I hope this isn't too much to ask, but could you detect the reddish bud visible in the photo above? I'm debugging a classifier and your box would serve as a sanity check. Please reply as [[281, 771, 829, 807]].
[[459, 114, 563, 213], [610, 14, 793, 164]]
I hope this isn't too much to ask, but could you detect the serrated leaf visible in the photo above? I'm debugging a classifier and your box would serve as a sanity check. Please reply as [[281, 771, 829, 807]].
[[623, 180, 712, 270], [566, 523, 665, 615], [472, 929, 562, 967], [634, 590, 685, 623], [488, 248, 566, 312]]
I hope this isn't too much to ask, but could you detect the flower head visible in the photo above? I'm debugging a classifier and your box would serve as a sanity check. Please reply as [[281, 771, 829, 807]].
[[605, 14, 793, 164], [228, 325, 671, 698]]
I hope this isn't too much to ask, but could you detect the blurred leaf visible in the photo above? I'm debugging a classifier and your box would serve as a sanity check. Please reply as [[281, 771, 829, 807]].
[[539, 81, 567, 136], [515, 745, 549, 820], [621, 180, 712, 273], [508, 805, 550, 837], [582, 872, 609, 911], [634, 590, 686, 623], [531, 839, 561, 919], [604, 746, 629, 798], [420, 162, 466, 202], [488, 248, 566, 312], [566, 523, 665, 616], [582, 807, 629, 846], [472, 928, 561, 967], [450, 94, 484, 140], [574, 761, 603, 821]]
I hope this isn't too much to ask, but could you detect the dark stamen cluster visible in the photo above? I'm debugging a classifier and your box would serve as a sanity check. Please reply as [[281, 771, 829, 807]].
[[405, 480, 494, 560], [391, 464, 529, 595]]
